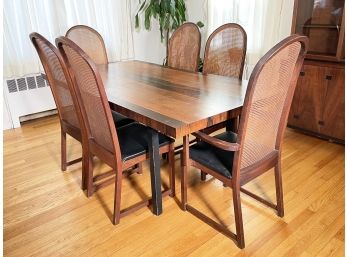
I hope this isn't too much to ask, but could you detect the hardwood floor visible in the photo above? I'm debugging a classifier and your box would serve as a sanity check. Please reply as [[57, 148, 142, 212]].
[[4, 115, 344, 256]]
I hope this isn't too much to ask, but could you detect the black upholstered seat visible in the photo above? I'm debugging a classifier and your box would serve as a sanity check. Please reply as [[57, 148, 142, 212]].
[[117, 123, 174, 161], [189, 131, 237, 179], [112, 111, 134, 128]]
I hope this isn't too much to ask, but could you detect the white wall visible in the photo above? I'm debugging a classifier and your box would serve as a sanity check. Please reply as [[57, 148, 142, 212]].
[[3, 92, 13, 130], [131, 0, 206, 64]]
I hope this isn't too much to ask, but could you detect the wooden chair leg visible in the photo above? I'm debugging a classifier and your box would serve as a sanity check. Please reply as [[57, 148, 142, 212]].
[[86, 154, 94, 197], [275, 160, 284, 217], [136, 162, 143, 174], [81, 147, 86, 190], [81, 145, 90, 191], [61, 130, 67, 171], [113, 169, 123, 225], [168, 144, 175, 197], [200, 171, 207, 181], [232, 188, 245, 249], [181, 136, 189, 211]]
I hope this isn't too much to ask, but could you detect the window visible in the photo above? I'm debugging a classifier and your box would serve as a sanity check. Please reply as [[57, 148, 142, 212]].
[[206, 0, 294, 78], [4, 0, 134, 78]]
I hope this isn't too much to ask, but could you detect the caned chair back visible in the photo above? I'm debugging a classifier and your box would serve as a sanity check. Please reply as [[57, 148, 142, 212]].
[[56, 36, 120, 159], [203, 23, 247, 79], [30, 33, 80, 129], [235, 35, 308, 172], [66, 25, 108, 65], [167, 22, 201, 72]]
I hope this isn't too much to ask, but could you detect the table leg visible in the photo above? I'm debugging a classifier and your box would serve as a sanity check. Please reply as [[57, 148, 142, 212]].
[[147, 129, 162, 215], [181, 135, 189, 210], [226, 116, 239, 132]]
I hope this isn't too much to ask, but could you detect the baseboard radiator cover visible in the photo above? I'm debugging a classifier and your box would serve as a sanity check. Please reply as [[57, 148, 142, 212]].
[[4, 73, 57, 128]]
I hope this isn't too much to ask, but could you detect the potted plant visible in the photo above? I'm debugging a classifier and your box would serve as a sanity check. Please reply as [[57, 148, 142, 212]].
[[135, 0, 204, 66]]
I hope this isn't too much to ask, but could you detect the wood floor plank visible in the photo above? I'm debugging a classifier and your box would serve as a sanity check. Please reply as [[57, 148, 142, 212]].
[[3, 115, 344, 256]]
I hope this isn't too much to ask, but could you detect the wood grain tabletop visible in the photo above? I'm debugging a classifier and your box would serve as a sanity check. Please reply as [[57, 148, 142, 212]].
[[99, 61, 247, 138]]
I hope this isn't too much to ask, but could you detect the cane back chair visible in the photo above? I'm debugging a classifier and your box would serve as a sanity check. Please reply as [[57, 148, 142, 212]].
[[66, 25, 108, 65], [30, 32, 83, 172], [167, 22, 201, 72], [30, 33, 134, 189], [200, 23, 247, 180], [56, 36, 175, 224], [66, 25, 137, 131], [181, 35, 308, 248], [203, 23, 247, 79]]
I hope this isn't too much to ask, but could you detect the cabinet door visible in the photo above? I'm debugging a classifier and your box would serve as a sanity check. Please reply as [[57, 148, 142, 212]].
[[288, 68, 304, 126], [320, 67, 345, 140], [288, 64, 325, 133]]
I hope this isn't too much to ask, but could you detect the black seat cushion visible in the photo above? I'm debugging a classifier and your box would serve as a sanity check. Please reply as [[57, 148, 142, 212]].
[[117, 123, 174, 162], [112, 110, 134, 128], [189, 131, 237, 179]]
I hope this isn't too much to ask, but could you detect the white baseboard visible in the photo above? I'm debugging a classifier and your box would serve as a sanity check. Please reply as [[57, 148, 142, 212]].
[[19, 109, 57, 122]]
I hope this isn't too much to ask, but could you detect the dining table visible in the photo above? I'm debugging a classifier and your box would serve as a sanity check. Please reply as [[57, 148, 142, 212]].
[[98, 60, 248, 216]]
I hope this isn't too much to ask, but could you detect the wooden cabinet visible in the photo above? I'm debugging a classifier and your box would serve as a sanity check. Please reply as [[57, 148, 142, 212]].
[[288, 0, 345, 143], [319, 65, 345, 140], [291, 0, 345, 62], [288, 62, 344, 142]]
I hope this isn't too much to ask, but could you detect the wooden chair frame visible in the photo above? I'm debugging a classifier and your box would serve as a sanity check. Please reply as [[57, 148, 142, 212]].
[[66, 25, 143, 177], [30, 33, 140, 194], [181, 35, 308, 248], [56, 36, 176, 224], [66, 25, 108, 65], [200, 23, 247, 138], [167, 22, 201, 72], [203, 23, 247, 80], [200, 23, 247, 179], [29, 33, 84, 173]]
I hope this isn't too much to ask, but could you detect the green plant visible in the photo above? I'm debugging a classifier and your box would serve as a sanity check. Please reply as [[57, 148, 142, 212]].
[[135, 0, 204, 46]]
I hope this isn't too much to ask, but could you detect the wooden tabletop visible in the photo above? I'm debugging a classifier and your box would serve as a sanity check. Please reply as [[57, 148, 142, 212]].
[[99, 61, 247, 138]]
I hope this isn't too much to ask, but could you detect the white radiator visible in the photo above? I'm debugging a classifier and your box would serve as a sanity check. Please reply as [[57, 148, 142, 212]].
[[4, 73, 57, 128]]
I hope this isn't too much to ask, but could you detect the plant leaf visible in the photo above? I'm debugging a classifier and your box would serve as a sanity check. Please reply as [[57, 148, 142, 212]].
[[138, 0, 146, 12], [135, 0, 189, 42], [196, 21, 204, 28], [144, 5, 152, 30], [135, 14, 140, 28]]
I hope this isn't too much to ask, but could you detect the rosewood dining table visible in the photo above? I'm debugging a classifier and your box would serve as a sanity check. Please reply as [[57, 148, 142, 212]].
[[98, 60, 247, 216]]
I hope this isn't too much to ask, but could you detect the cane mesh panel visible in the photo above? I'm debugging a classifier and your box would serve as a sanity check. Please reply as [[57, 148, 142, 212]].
[[66, 26, 108, 65], [241, 42, 301, 169], [62, 44, 114, 153], [168, 23, 200, 72], [204, 25, 246, 78], [35, 38, 80, 129]]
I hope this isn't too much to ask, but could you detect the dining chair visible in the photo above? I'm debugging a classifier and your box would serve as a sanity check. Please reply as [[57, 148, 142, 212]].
[[30, 32, 83, 173], [66, 25, 108, 65], [200, 23, 247, 181], [66, 25, 139, 137], [181, 34, 308, 248], [167, 22, 201, 72], [56, 36, 175, 224], [166, 22, 201, 156], [66, 25, 143, 175], [203, 23, 247, 79], [29, 32, 134, 188]]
